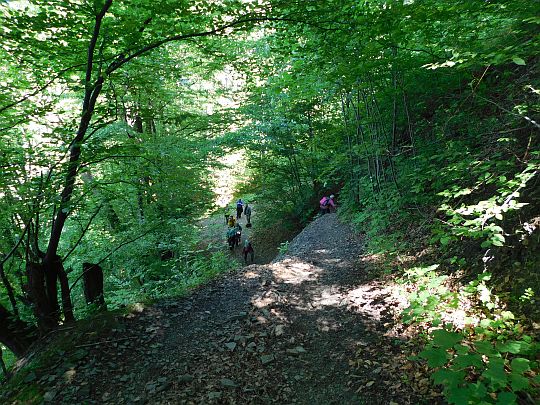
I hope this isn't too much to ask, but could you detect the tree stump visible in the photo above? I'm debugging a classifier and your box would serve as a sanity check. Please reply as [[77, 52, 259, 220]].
[[82, 263, 106, 310]]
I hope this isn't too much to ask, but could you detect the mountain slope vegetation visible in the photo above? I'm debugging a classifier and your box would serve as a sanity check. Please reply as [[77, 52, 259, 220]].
[[0, 1, 539, 404]]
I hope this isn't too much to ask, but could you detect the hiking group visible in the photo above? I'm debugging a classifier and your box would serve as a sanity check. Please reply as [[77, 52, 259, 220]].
[[223, 195, 334, 264], [225, 199, 254, 263]]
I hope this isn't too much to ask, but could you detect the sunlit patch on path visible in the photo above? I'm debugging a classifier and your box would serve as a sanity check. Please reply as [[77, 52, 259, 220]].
[[45, 213, 426, 404]]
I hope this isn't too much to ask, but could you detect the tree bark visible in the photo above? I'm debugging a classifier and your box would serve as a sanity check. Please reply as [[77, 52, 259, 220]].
[[0, 264, 19, 317], [82, 263, 106, 310], [27, 262, 58, 331], [54, 257, 75, 322]]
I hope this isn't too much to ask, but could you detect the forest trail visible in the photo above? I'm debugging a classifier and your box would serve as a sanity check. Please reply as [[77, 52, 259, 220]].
[[30, 214, 422, 404]]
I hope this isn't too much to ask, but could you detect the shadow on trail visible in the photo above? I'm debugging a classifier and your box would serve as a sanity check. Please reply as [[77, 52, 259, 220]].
[[46, 214, 432, 404]]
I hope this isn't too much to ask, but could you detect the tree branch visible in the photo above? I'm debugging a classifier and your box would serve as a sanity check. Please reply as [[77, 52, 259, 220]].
[[68, 224, 161, 293], [105, 16, 302, 75], [62, 205, 103, 262]]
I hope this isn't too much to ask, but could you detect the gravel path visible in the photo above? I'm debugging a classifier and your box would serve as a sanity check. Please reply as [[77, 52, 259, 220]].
[[19, 213, 424, 404]]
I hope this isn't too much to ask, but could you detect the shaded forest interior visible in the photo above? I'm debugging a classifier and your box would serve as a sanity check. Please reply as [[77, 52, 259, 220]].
[[0, 1, 539, 404]]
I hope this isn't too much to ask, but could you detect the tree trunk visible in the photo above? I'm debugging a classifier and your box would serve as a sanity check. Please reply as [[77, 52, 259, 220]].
[[27, 262, 58, 331], [0, 303, 37, 357], [54, 256, 75, 323], [0, 263, 19, 317], [82, 263, 106, 310]]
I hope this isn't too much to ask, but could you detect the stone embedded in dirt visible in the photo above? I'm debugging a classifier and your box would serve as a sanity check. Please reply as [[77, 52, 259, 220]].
[[286, 346, 307, 356], [252, 315, 267, 324], [145, 382, 157, 393], [220, 378, 237, 388], [208, 391, 222, 400], [156, 382, 171, 393], [178, 374, 195, 383], [260, 354, 275, 365], [274, 325, 286, 336], [63, 369, 77, 382], [225, 342, 237, 351], [227, 311, 248, 322], [43, 391, 57, 402]]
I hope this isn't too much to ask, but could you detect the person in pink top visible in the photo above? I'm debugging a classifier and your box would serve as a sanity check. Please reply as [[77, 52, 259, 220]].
[[319, 194, 335, 215]]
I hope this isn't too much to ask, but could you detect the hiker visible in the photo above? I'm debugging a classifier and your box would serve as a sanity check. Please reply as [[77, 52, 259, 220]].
[[227, 215, 236, 228], [226, 227, 237, 250], [319, 194, 336, 215], [224, 207, 230, 224], [244, 203, 252, 225], [235, 223, 243, 248], [243, 239, 254, 263], [236, 198, 244, 219]]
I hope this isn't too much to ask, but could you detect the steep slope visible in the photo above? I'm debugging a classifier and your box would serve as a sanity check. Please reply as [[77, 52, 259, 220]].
[[3, 213, 425, 404]]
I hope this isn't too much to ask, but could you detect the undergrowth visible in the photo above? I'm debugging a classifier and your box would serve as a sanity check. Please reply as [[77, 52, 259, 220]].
[[346, 130, 540, 404]]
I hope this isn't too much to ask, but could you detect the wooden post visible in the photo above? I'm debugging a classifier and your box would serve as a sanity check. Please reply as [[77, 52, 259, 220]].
[[82, 263, 106, 310]]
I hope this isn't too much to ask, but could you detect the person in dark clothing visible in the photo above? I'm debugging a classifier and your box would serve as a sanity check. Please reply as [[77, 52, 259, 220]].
[[234, 223, 242, 247], [236, 199, 244, 219], [243, 239, 254, 263], [244, 203, 252, 224], [226, 227, 236, 250]]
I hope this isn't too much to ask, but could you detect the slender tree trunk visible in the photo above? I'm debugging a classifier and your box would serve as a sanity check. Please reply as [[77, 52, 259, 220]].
[[341, 92, 356, 196], [40, 1, 112, 328], [0, 264, 19, 317], [401, 75, 416, 154], [55, 256, 75, 322]]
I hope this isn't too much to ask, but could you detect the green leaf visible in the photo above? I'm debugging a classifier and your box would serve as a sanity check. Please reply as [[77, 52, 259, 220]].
[[496, 391, 517, 404], [482, 358, 507, 389], [481, 240, 492, 248], [440, 236, 451, 245], [419, 347, 449, 367], [510, 357, 530, 373], [509, 372, 529, 391], [432, 329, 463, 349], [453, 353, 483, 369], [491, 233, 505, 246], [432, 368, 465, 387], [495, 340, 530, 354], [511, 56, 525, 65], [446, 386, 473, 405], [467, 381, 488, 399]]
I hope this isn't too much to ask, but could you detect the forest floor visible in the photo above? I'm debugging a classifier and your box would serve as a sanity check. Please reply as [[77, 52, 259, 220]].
[[4, 213, 439, 404]]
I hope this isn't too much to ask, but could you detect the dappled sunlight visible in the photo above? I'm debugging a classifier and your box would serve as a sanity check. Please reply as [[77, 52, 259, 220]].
[[309, 285, 345, 307], [243, 269, 261, 279], [252, 295, 275, 308], [270, 258, 320, 284], [316, 316, 342, 332]]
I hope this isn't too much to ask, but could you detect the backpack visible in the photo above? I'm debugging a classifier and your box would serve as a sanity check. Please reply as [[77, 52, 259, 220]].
[[321, 197, 330, 207]]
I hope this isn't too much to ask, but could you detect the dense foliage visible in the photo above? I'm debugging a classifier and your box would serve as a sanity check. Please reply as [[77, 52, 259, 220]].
[[232, 1, 540, 403], [1, 1, 539, 403]]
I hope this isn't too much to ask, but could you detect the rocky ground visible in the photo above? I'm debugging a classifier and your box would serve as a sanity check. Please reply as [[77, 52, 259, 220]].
[[4, 213, 438, 404]]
